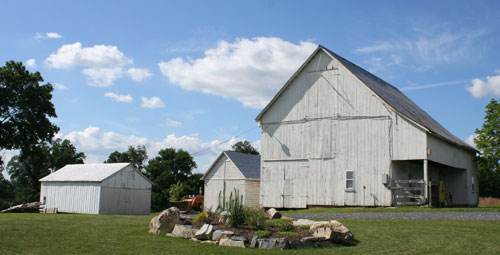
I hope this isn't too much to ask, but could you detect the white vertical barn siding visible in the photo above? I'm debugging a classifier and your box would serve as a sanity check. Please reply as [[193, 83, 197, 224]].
[[40, 182, 101, 214], [392, 115, 427, 160], [260, 51, 393, 208], [99, 166, 152, 215], [427, 135, 478, 205], [203, 154, 249, 211]]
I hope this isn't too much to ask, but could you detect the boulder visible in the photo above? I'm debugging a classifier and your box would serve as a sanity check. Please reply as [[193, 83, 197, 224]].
[[249, 235, 259, 248], [171, 224, 197, 239], [292, 219, 326, 227], [212, 230, 234, 241], [219, 238, 245, 248], [266, 208, 281, 219], [218, 211, 231, 224], [231, 235, 248, 243], [148, 207, 180, 234], [310, 220, 354, 243], [194, 224, 214, 240], [258, 238, 288, 249]]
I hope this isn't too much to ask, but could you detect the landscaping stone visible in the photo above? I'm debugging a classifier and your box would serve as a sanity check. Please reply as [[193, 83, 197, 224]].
[[212, 230, 234, 241], [231, 235, 248, 243], [218, 211, 231, 224], [249, 235, 259, 248], [310, 220, 354, 243], [171, 224, 197, 239], [201, 240, 217, 245], [165, 233, 175, 238], [148, 207, 180, 234], [292, 219, 325, 227], [280, 216, 295, 221], [219, 238, 245, 248], [194, 224, 213, 240], [258, 238, 288, 249], [266, 208, 281, 219]]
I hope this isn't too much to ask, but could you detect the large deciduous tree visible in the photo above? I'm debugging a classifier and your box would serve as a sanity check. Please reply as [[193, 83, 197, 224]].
[[104, 145, 148, 172], [230, 140, 259, 155], [145, 148, 197, 211], [0, 61, 59, 165], [474, 99, 500, 198]]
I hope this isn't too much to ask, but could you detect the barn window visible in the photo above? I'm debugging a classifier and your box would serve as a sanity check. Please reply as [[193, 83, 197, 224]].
[[471, 176, 475, 193], [346, 170, 355, 190]]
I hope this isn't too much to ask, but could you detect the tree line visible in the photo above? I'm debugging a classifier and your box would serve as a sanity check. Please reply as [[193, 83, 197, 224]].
[[0, 59, 260, 211]]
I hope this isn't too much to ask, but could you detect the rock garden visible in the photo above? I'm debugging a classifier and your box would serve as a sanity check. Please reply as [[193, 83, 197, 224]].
[[149, 205, 356, 250]]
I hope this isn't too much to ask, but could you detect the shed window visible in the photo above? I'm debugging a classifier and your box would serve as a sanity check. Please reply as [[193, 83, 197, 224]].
[[471, 176, 475, 193], [346, 170, 354, 190]]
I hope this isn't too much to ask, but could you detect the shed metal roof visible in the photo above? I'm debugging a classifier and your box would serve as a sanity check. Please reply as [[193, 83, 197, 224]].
[[39, 163, 131, 182], [201, 151, 260, 180], [256, 45, 475, 151], [224, 151, 261, 179]]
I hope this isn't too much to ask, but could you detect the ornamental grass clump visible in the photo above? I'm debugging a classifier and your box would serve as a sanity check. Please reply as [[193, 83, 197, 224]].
[[218, 188, 246, 227], [193, 212, 211, 223]]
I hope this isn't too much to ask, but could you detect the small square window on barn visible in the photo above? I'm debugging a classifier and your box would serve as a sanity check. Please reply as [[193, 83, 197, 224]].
[[346, 170, 354, 190]]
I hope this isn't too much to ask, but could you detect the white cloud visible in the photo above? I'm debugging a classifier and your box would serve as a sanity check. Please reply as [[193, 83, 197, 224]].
[[104, 92, 133, 103], [58, 126, 248, 172], [54, 83, 69, 90], [467, 73, 500, 98], [166, 119, 182, 127], [141, 96, 165, 109], [465, 134, 477, 148], [82, 67, 123, 87], [45, 42, 135, 86], [25, 58, 37, 68], [126, 68, 152, 82], [36, 32, 63, 39], [158, 37, 317, 108]]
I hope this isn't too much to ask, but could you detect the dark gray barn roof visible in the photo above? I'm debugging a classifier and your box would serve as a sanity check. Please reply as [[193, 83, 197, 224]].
[[224, 151, 261, 179], [320, 46, 473, 150]]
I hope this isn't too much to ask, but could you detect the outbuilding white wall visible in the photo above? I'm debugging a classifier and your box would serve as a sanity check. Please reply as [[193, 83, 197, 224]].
[[40, 182, 101, 214], [203, 154, 260, 211]]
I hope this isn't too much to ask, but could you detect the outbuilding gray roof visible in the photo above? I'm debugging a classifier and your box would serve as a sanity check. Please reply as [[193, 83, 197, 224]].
[[224, 151, 261, 179], [39, 163, 131, 182]]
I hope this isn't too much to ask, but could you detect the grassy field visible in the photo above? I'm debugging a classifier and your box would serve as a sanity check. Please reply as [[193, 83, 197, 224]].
[[1, 213, 499, 254]]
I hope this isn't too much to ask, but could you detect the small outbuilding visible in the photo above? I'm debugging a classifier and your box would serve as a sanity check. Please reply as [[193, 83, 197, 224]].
[[201, 151, 260, 211], [39, 163, 152, 215]]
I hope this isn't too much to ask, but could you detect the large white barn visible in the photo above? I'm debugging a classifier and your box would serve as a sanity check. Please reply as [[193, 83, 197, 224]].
[[256, 45, 478, 208], [202, 151, 260, 211], [39, 163, 152, 214]]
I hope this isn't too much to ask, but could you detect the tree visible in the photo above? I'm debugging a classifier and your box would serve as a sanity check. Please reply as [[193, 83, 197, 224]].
[[230, 140, 259, 155], [7, 139, 85, 203], [0, 61, 59, 165], [104, 145, 148, 172], [474, 99, 500, 197], [0, 174, 14, 210], [145, 148, 197, 211]]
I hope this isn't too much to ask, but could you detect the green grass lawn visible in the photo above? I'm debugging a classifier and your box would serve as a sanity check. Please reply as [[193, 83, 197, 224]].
[[1, 213, 499, 254], [284, 206, 500, 214]]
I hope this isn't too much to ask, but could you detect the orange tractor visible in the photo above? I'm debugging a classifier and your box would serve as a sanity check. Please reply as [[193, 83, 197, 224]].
[[171, 195, 204, 212]]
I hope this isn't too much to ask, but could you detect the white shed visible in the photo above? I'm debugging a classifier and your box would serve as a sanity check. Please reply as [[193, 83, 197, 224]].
[[256, 45, 478, 208], [39, 163, 152, 214], [201, 151, 260, 211]]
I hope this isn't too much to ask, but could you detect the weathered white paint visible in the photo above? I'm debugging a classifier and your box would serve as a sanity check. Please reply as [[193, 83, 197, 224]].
[[203, 154, 260, 211], [40, 182, 101, 214], [40, 163, 152, 214], [257, 47, 477, 208]]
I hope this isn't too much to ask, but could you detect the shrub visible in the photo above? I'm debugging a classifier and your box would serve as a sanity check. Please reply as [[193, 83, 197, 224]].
[[278, 231, 298, 236], [255, 230, 271, 238], [219, 188, 246, 227], [277, 221, 293, 231], [193, 212, 210, 223], [168, 181, 184, 202], [245, 207, 268, 230]]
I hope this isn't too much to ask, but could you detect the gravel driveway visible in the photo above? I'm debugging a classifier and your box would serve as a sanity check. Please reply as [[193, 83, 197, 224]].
[[283, 212, 500, 221]]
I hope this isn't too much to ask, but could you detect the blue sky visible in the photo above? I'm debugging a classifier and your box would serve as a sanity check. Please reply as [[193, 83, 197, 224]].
[[1, 1, 500, 174]]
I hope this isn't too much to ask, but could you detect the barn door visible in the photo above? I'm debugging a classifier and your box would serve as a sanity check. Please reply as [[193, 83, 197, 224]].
[[261, 163, 284, 208], [283, 162, 308, 208]]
